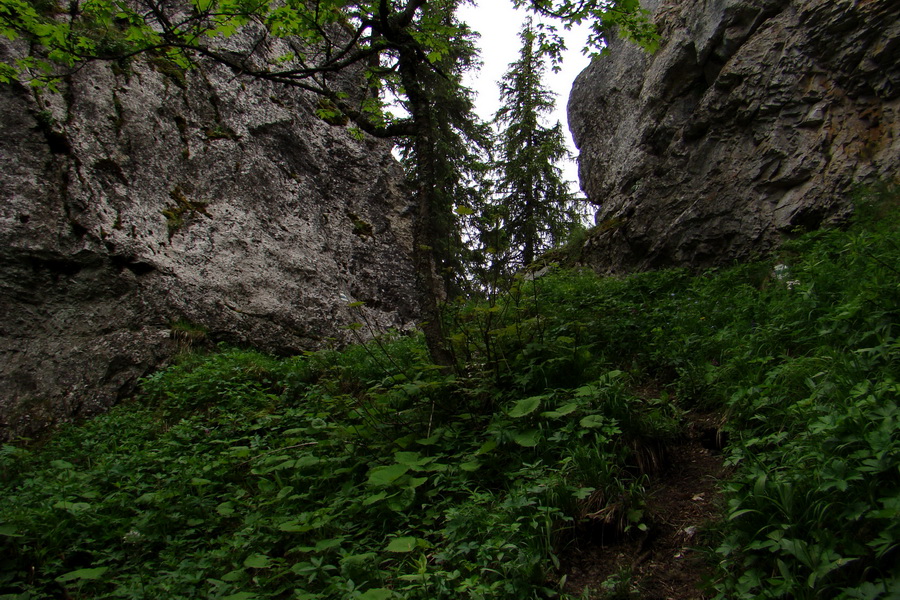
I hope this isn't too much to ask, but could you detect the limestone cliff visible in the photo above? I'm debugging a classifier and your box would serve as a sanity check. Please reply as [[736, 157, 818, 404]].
[[0, 51, 417, 440], [568, 0, 900, 272]]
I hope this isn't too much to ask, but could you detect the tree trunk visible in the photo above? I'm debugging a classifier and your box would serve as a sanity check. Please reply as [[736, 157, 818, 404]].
[[398, 49, 456, 368]]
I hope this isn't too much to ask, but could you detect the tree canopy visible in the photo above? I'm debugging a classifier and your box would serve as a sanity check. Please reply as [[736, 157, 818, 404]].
[[0, 0, 656, 131]]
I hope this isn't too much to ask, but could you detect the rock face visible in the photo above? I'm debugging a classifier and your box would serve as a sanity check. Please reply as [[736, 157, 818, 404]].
[[568, 0, 900, 272], [0, 51, 417, 440]]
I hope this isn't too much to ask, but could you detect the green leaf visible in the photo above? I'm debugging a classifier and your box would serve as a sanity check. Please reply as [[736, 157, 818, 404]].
[[508, 396, 543, 418], [367, 464, 410, 487], [753, 473, 768, 496], [393, 451, 426, 467], [602, 370, 624, 382], [220, 569, 244, 582], [728, 508, 759, 521], [278, 521, 313, 533], [222, 593, 257, 600], [359, 589, 393, 600], [385, 536, 418, 552], [53, 500, 91, 512], [294, 455, 320, 469], [314, 537, 344, 552], [572, 487, 595, 500], [406, 476, 429, 489], [135, 492, 159, 505], [474, 438, 498, 456], [417, 432, 442, 446], [228, 445, 251, 458], [542, 402, 579, 418], [512, 429, 541, 447], [55, 567, 108, 582], [341, 552, 376, 565], [243, 554, 271, 569], [579, 414, 607, 428], [362, 491, 388, 506]]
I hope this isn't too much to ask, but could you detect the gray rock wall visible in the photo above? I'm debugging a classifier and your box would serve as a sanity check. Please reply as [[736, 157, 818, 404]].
[[568, 0, 900, 272], [0, 51, 417, 440]]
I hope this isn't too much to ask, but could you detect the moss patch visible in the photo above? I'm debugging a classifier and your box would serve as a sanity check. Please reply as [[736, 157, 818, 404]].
[[161, 187, 210, 239], [147, 53, 187, 88], [170, 319, 210, 352], [204, 124, 238, 141], [316, 98, 349, 126], [347, 212, 374, 238]]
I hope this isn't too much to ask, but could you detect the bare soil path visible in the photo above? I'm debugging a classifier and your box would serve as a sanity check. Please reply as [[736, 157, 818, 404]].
[[561, 413, 729, 599]]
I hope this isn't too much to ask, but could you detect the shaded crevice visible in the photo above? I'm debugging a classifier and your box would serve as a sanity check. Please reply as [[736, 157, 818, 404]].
[[109, 254, 157, 276]]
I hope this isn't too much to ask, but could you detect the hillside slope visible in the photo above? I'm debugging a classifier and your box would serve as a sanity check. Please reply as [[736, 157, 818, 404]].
[[2, 186, 896, 599]]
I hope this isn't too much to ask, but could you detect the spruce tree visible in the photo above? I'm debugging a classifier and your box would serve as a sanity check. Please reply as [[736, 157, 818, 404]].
[[485, 17, 580, 275]]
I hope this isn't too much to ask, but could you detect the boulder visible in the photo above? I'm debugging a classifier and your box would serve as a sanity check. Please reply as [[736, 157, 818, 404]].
[[568, 0, 900, 272], [0, 49, 417, 440]]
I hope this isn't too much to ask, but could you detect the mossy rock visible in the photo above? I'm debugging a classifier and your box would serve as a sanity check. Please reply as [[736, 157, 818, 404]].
[[161, 187, 210, 238]]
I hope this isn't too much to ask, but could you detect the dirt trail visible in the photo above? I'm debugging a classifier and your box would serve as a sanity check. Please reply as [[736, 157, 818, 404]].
[[561, 414, 729, 599]]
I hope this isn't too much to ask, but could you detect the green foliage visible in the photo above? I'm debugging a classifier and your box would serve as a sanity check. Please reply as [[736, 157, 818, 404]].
[[473, 18, 582, 283], [2, 185, 898, 599], [146, 52, 187, 88], [702, 185, 900, 599], [515, 0, 660, 57], [170, 319, 210, 352], [0, 346, 646, 598]]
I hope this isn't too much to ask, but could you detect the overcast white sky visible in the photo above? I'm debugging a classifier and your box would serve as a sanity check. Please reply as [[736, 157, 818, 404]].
[[457, 1, 593, 193]]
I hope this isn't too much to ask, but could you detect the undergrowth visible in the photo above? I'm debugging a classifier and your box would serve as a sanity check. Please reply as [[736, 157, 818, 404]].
[[1, 184, 898, 599]]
